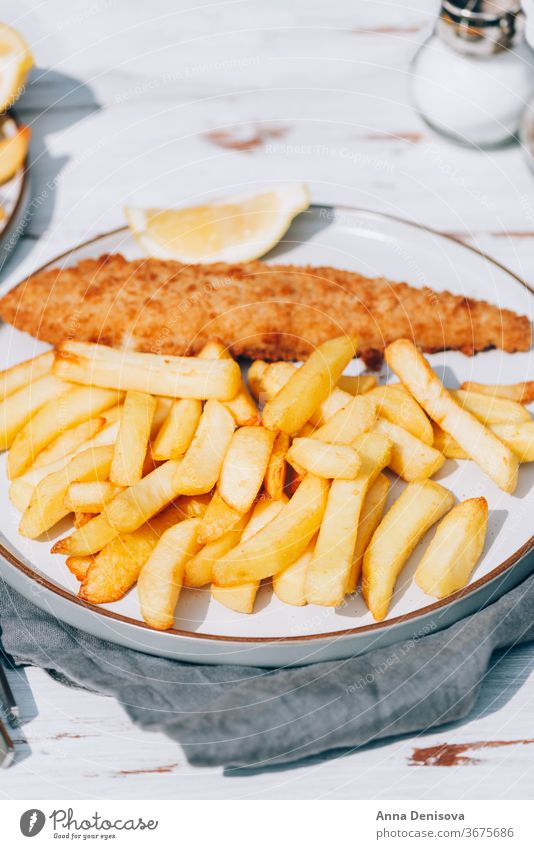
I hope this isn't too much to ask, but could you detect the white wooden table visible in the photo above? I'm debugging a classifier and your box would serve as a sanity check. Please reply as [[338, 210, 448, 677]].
[[1, 0, 534, 799]]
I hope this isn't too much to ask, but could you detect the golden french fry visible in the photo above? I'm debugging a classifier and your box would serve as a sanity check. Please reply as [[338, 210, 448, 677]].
[[54, 340, 241, 400], [64, 480, 124, 513], [431, 423, 468, 459], [491, 422, 534, 463], [211, 497, 287, 611], [184, 512, 251, 587], [415, 497, 488, 598], [211, 582, 259, 614], [262, 336, 357, 434], [52, 513, 118, 557], [173, 400, 235, 495], [110, 390, 156, 486], [104, 459, 182, 533], [138, 518, 201, 630], [337, 374, 377, 395], [8, 386, 120, 478], [305, 432, 392, 607], [451, 389, 531, 425], [213, 475, 328, 586], [273, 543, 314, 607], [248, 360, 353, 427], [33, 417, 106, 469], [0, 351, 55, 402], [460, 380, 534, 405], [151, 399, 202, 461], [79, 507, 182, 603], [366, 384, 433, 445], [8, 417, 122, 513], [287, 437, 361, 480], [19, 445, 115, 538], [73, 511, 96, 528], [198, 490, 242, 545], [385, 340, 518, 493], [263, 431, 290, 499], [218, 426, 275, 513], [199, 339, 259, 425], [66, 555, 94, 581], [174, 493, 211, 520], [310, 395, 377, 444], [349, 472, 390, 591], [433, 421, 534, 463], [374, 418, 444, 481], [362, 479, 454, 621], [0, 374, 70, 451]]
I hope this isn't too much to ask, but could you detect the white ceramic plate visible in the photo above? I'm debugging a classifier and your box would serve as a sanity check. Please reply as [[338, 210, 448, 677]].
[[0, 206, 533, 667]]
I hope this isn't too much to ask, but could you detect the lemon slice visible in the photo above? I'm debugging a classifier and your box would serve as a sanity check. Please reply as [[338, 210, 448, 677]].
[[125, 184, 310, 263], [0, 24, 33, 113]]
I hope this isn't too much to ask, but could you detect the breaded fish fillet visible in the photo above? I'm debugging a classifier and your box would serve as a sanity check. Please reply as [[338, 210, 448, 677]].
[[0, 253, 530, 367]]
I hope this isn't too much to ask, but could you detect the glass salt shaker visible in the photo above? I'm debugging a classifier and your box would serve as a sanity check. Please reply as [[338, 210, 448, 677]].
[[411, 1, 534, 148]]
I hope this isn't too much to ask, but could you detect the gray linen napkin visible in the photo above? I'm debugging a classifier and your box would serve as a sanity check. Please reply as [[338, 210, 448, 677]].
[[1, 571, 533, 769]]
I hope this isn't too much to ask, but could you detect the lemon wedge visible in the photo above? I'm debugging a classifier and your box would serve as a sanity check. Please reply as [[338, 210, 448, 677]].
[[125, 184, 310, 263], [0, 24, 33, 113]]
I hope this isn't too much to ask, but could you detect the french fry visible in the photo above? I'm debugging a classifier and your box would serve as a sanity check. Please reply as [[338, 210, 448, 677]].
[[310, 395, 377, 444], [198, 490, 242, 545], [110, 390, 156, 486], [491, 422, 534, 463], [264, 431, 290, 500], [79, 508, 181, 604], [173, 400, 235, 495], [64, 480, 124, 513], [374, 418, 445, 481], [138, 518, 201, 629], [73, 511, 96, 528], [211, 497, 287, 612], [19, 445, 115, 538], [385, 340, 519, 493], [273, 543, 314, 606], [8, 386, 120, 478], [54, 340, 241, 400], [174, 493, 211, 520], [33, 417, 106, 469], [213, 475, 328, 586], [286, 437, 361, 479], [184, 511, 252, 587], [262, 336, 357, 434], [104, 459, 182, 533], [66, 555, 94, 581], [218, 426, 275, 513], [199, 338, 259, 426], [0, 374, 70, 451], [433, 421, 534, 464], [0, 351, 55, 402], [305, 432, 392, 606], [248, 360, 353, 426], [362, 479, 454, 620], [460, 380, 534, 405], [52, 513, 118, 557], [337, 374, 377, 395], [151, 399, 202, 461], [366, 384, 433, 445], [349, 472, 390, 591], [211, 582, 259, 614], [8, 417, 122, 513], [415, 497, 488, 598], [451, 389, 531, 425]]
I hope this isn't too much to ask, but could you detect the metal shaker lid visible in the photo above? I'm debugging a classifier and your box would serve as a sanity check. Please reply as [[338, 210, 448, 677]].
[[437, 0, 525, 55]]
